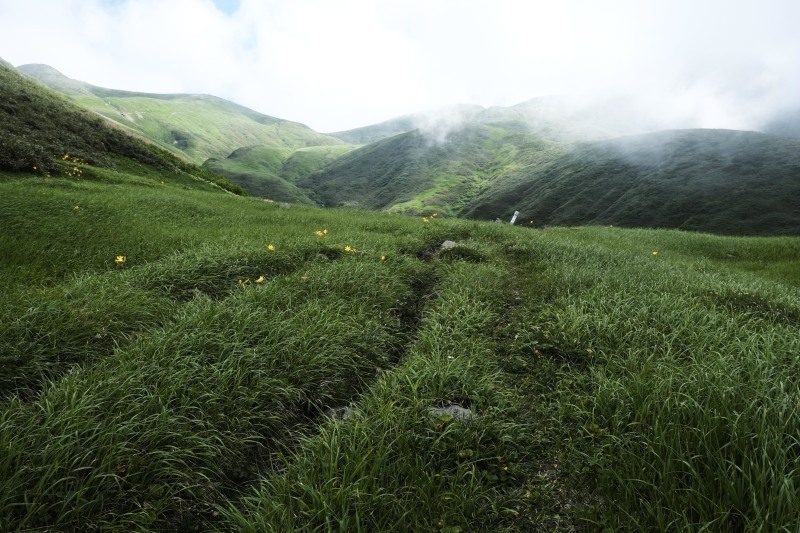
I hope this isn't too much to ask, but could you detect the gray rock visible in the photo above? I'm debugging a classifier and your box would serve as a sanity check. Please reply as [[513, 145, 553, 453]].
[[440, 240, 458, 250], [323, 406, 355, 420], [429, 404, 475, 423]]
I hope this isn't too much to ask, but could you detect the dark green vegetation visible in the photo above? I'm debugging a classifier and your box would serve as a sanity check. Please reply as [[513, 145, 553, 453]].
[[465, 129, 800, 235], [301, 125, 563, 216], [310, 98, 800, 235], [203, 144, 353, 204], [2, 164, 800, 530]]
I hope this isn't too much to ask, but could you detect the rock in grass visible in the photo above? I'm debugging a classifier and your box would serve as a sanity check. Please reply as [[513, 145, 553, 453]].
[[323, 406, 355, 420], [429, 404, 475, 423], [440, 240, 458, 250]]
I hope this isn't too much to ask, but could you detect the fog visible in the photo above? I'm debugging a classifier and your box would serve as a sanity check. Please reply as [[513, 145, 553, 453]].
[[0, 0, 798, 133]]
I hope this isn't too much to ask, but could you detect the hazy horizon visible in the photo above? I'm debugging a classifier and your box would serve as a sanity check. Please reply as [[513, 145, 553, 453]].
[[1, 0, 799, 133]]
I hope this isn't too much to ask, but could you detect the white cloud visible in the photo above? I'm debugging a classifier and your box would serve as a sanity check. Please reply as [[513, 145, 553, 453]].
[[0, 0, 798, 131]]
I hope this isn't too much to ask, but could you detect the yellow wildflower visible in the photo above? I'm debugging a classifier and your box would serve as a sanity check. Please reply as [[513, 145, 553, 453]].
[[344, 245, 352, 253], [422, 217, 429, 223], [314, 230, 324, 237], [255, 275, 266, 284], [652, 251, 659, 256], [381, 255, 386, 261], [113, 255, 126, 265], [267, 244, 276, 252], [323, 229, 328, 235], [73, 205, 80, 212]]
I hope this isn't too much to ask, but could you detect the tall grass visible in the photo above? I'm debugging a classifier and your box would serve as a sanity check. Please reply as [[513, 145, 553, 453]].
[[2, 171, 800, 530]]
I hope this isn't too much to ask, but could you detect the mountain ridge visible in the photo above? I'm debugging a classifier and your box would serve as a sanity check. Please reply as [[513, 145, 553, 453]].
[[10, 60, 800, 235]]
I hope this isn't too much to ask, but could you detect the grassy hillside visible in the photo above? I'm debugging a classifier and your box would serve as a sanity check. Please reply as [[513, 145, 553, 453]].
[[19, 64, 345, 165], [203, 144, 353, 203], [0, 61, 243, 194], [466, 129, 800, 235], [2, 167, 799, 530], [311, 117, 800, 235], [18, 63, 350, 200], [301, 125, 564, 216]]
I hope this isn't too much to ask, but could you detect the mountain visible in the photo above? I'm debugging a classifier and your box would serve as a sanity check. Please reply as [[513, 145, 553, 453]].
[[307, 124, 800, 234], [0, 60, 241, 193], [328, 97, 657, 146], [464, 129, 800, 235], [18, 64, 344, 164], [328, 105, 485, 145], [301, 124, 563, 215], [13, 60, 800, 235], [18, 63, 351, 200]]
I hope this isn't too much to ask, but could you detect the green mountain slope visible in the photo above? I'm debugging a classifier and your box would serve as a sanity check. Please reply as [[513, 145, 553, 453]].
[[0, 60, 241, 194], [465, 129, 800, 235], [18, 64, 344, 165], [329, 97, 658, 146], [18, 63, 351, 200], [301, 124, 561, 215], [3, 57, 800, 527], [203, 144, 353, 203], [309, 116, 800, 235]]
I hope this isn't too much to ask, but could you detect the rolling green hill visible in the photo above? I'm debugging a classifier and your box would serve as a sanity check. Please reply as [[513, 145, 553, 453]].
[[18, 63, 350, 200], [465, 129, 800, 235], [308, 120, 800, 234], [15, 61, 800, 235], [0, 60, 242, 194], [300, 124, 564, 215], [3, 170, 800, 530], [203, 143, 353, 203], [18, 64, 344, 165]]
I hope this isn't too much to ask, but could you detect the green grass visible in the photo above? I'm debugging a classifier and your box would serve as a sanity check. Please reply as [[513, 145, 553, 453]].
[[4, 56, 800, 531], [203, 144, 354, 202], [2, 165, 800, 531]]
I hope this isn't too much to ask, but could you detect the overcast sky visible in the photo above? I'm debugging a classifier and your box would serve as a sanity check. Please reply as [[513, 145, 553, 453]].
[[1, 0, 799, 132]]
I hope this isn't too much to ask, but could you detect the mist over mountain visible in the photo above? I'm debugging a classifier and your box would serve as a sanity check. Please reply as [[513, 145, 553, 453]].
[[8, 60, 800, 235], [465, 129, 800, 235]]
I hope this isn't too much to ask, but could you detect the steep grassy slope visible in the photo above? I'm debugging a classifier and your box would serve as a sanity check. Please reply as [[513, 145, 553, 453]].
[[203, 144, 353, 203], [304, 123, 800, 234], [466, 129, 800, 235], [0, 61, 242, 194], [19, 64, 345, 166], [301, 125, 564, 215], [2, 169, 799, 530]]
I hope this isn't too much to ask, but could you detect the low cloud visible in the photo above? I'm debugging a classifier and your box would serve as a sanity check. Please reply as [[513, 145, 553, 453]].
[[0, 0, 798, 132]]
